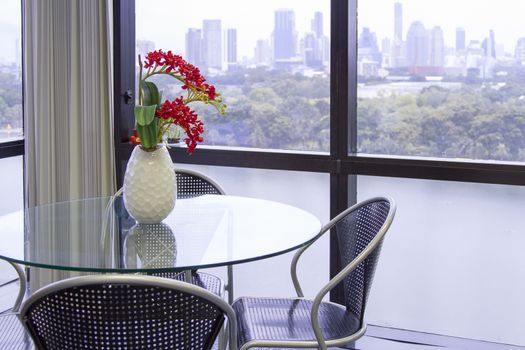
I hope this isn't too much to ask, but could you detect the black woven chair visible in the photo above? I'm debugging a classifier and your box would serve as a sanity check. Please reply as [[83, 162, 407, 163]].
[[232, 197, 396, 350], [0, 261, 33, 349], [20, 275, 237, 350]]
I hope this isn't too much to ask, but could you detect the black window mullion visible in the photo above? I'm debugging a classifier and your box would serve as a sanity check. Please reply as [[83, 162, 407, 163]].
[[0, 140, 24, 159], [113, 0, 136, 189], [329, 0, 354, 303]]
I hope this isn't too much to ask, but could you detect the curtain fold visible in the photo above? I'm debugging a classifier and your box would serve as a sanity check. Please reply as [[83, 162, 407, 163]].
[[23, 0, 115, 290], [24, 0, 115, 208]]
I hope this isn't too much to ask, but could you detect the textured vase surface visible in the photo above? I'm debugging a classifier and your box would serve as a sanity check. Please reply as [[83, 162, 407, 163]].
[[123, 145, 176, 224]]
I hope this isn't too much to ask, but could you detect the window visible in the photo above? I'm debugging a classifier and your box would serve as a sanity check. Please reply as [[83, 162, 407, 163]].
[[357, 0, 525, 162], [135, 0, 330, 152], [0, 0, 23, 143], [114, 1, 525, 345], [358, 175, 525, 345]]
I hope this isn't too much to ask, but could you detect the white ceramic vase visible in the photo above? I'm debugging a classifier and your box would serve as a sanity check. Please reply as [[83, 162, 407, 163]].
[[123, 145, 176, 224]]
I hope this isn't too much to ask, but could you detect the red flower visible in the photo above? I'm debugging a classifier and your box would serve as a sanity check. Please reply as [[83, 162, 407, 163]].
[[156, 97, 204, 154], [143, 50, 217, 100]]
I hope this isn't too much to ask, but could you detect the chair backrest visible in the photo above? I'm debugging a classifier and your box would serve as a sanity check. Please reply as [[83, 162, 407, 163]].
[[333, 197, 394, 323], [20, 275, 236, 350], [174, 168, 226, 198]]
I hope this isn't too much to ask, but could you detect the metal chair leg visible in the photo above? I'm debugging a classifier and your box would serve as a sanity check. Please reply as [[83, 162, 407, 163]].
[[226, 265, 234, 304]]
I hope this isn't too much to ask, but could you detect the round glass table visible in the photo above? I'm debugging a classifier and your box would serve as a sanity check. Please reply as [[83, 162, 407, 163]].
[[0, 195, 322, 274]]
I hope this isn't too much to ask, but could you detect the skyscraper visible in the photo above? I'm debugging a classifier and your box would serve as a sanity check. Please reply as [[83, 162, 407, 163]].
[[358, 27, 382, 64], [273, 9, 296, 61], [202, 19, 222, 70], [482, 30, 496, 58], [311, 11, 323, 38], [394, 2, 403, 43], [254, 39, 271, 65], [456, 27, 466, 52], [515, 38, 525, 64], [226, 28, 237, 68], [304, 33, 322, 69], [429, 26, 444, 67], [406, 21, 429, 67], [392, 2, 405, 67], [185, 28, 202, 66]]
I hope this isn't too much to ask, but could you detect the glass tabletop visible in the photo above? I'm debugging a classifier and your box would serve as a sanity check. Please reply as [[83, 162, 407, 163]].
[[0, 195, 321, 273]]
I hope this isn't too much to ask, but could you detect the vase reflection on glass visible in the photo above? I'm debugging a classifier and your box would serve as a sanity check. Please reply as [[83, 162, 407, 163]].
[[124, 223, 177, 269], [123, 145, 176, 224]]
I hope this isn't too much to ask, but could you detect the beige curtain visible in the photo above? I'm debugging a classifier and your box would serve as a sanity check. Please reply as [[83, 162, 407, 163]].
[[24, 0, 115, 207], [23, 0, 115, 290]]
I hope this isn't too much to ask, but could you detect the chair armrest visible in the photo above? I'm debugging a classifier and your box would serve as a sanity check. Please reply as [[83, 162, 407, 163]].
[[290, 229, 326, 298], [290, 206, 357, 298]]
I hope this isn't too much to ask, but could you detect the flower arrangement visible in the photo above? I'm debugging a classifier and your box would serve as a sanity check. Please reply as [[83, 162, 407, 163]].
[[132, 50, 226, 153]]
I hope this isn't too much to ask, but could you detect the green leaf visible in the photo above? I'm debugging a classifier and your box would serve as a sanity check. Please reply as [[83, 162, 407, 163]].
[[140, 81, 161, 106], [134, 105, 157, 126], [136, 120, 158, 149]]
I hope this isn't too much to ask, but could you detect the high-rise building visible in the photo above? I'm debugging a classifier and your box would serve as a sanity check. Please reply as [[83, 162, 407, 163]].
[[394, 2, 403, 43], [482, 30, 496, 58], [304, 11, 328, 70], [202, 19, 222, 70], [254, 39, 271, 65], [429, 26, 444, 67], [311, 11, 323, 37], [304, 33, 323, 69], [515, 38, 525, 64], [406, 21, 429, 67], [273, 9, 296, 61], [392, 2, 405, 67], [358, 27, 382, 64], [226, 28, 237, 66], [185, 28, 202, 66], [456, 27, 466, 52]]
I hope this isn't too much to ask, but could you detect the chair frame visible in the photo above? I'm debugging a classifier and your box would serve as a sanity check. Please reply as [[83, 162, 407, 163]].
[[238, 196, 396, 350], [19, 274, 238, 350], [4, 260, 26, 312]]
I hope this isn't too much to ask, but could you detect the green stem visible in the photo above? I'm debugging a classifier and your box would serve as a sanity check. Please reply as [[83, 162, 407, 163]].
[[138, 55, 144, 105]]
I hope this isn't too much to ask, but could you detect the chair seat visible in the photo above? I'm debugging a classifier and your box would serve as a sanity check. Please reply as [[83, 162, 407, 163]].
[[149, 271, 224, 297], [233, 297, 360, 348], [0, 313, 34, 350]]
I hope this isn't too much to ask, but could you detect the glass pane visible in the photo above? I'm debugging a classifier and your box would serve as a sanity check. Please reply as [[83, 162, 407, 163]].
[[357, 175, 525, 346], [136, 0, 330, 152], [0, 0, 23, 142], [357, 1, 525, 162], [0, 156, 23, 216], [0, 156, 24, 301], [175, 164, 330, 298]]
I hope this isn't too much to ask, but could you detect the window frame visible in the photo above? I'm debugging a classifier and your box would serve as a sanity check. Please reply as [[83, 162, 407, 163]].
[[113, 0, 525, 301]]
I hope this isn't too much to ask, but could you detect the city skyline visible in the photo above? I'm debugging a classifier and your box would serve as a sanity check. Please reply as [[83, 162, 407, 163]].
[[141, 9, 330, 72], [137, 0, 330, 60], [358, 0, 525, 53]]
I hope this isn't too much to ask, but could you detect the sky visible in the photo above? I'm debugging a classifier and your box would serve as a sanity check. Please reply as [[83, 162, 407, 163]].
[[0, 0, 21, 63], [358, 0, 525, 53]]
